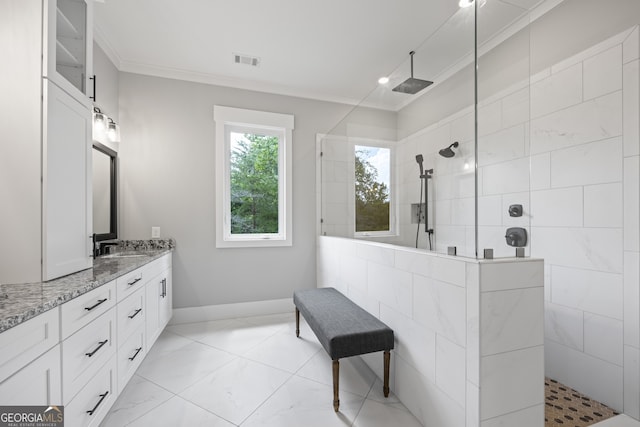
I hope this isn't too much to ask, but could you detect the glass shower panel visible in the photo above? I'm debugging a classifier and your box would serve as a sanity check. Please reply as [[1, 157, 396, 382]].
[[476, 1, 532, 259], [320, 5, 478, 256]]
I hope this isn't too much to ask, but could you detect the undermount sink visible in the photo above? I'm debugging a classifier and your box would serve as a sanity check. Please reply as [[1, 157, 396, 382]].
[[100, 253, 148, 259]]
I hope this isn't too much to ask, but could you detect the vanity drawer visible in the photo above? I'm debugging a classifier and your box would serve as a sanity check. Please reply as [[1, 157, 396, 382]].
[[62, 308, 116, 404], [65, 355, 117, 427], [117, 287, 145, 344], [61, 280, 116, 340], [0, 308, 59, 383], [116, 267, 145, 302], [117, 326, 145, 394]]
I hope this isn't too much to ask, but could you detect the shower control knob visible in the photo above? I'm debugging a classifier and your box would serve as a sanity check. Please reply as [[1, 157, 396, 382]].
[[505, 227, 527, 247], [508, 204, 523, 217]]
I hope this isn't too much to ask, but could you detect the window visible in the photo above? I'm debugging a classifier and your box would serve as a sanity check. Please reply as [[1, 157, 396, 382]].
[[353, 143, 394, 236], [214, 106, 294, 247]]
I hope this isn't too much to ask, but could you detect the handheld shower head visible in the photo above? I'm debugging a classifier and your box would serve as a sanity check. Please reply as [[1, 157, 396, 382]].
[[439, 141, 459, 158], [415, 154, 424, 176]]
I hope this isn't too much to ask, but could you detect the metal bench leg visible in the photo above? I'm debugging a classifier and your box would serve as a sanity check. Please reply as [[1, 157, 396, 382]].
[[333, 359, 340, 411], [295, 308, 300, 337], [383, 351, 390, 398]]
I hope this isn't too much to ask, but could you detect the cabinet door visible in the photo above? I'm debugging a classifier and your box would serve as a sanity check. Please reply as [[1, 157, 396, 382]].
[[43, 0, 93, 104], [43, 81, 93, 281], [0, 345, 62, 406]]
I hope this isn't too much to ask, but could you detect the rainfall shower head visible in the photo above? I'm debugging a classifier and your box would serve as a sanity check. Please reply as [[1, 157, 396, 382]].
[[415, 154, 424, 176], [439, 141, 459, 158], [392, 51, 433, 95]]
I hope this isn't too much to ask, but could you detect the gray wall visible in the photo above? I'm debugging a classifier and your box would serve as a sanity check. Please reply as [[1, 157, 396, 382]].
[[117, 73, 352, 308], [93, 43, 119, 121]]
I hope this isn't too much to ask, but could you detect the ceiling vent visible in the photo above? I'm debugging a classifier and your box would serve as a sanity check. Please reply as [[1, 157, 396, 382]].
[[233, 53, 260, 67]]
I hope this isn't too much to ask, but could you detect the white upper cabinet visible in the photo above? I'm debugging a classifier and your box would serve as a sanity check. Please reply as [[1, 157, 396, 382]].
[[0, 0, 93, 283], [44, 0, 94, 105]]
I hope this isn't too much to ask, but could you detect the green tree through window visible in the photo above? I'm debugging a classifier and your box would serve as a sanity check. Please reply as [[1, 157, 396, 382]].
[[355, 146, 390, 232], [230, 132, 279, 234]]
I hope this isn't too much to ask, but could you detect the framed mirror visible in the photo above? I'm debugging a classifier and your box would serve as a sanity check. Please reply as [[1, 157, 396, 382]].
[[92, 142, 117, 242]]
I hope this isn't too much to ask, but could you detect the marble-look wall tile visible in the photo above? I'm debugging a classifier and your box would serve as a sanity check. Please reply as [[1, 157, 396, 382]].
[[624, 251, 640, 348], [394, 354, 465, 427], [545, 340, 623, 411], [550, 265, 623, 319], [451, 197, 475, 226], [530, 152, 551, 190], [501, 87, 529, 128], [380, 304, 436, 382], [478, 124, 526, 167], [530, 187, 583, 227], [530, 91, 622, 154], [466, 382, 480, 427], [435, 335, 466, 407], [531, 63, 583, 119], [583, 45, 623, 100], [482, 157, 530, 195], [583, 313, 623, 366], [545, 302, 584, 351], [624, 345, 640, 419], [480, 346, 544, 420], [478, 196, 502, 227], [623, 59, 639, 157], [393, 249, 433, 278], [431, 256, 467, 288], [478, 100, 502, 137], [340, 253, 367, 292], [550, 137, 623, 188], [356, 242, 395, 267], [466, 263, 480, 387], [347, 287, 380, 319], [623, 26, 639, 64], [531, 228, 623, 273], [367, 262, 412, 315], [480, 288, 544, 356], [413, 275, 466, 347], [584, 182, 623, 228], [624, 156, 640, 252], [479, 260, 543, 292], [480, 404, 544, 427], [451, 112, 475, 146]]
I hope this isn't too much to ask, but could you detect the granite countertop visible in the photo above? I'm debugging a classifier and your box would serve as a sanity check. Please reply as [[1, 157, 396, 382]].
[[0, 239, 175, 334]]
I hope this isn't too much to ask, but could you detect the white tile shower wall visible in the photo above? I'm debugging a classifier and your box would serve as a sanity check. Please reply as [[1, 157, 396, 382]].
[[393, 27, 640, 416], [317, 236, 544, 427]]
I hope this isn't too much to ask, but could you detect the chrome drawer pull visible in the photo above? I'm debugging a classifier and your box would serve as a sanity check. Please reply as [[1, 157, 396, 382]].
[[85, 340, 108, 357], [127, 277, 142, 286], [86, 391, 108, 416], [128, 347, 143, 361], [161, 278, 167, 298], [128, 308, 142, 319], [84, 298, 108, 311]]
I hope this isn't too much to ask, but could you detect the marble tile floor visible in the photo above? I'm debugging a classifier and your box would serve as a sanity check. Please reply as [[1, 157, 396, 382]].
[[101, 313, 423, 427]]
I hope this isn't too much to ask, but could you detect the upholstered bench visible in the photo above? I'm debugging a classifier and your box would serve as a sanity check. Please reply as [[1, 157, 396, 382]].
[[293, 287, 395, 411]]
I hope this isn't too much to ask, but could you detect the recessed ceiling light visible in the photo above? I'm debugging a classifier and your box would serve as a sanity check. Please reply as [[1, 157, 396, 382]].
[[378, 76, 389, 85], [459, 0, 486, 8]]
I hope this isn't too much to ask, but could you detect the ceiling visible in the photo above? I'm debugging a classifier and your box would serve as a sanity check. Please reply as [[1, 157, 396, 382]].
[[94, 0, 560, 110]]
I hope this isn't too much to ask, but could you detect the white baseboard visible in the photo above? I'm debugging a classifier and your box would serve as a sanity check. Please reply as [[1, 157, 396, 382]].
[[169, 298, 294, 325]]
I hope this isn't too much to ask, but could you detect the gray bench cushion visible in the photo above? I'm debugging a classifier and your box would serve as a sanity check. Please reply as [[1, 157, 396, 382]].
[[293, 287, 394, 360]]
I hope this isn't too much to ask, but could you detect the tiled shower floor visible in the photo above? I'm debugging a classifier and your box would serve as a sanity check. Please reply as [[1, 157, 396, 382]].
[[546, 378, 619, 426]]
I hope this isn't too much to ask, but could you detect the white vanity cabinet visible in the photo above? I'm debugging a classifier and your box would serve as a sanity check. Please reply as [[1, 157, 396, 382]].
[[0, 309, 62, 405], [145, 254, 173, 348], [0, 0, 93, 284]]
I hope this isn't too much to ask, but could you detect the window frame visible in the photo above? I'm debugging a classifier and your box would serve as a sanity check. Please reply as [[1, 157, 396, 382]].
[[349, 138, 397, 238], [214, 106, 294, 248]]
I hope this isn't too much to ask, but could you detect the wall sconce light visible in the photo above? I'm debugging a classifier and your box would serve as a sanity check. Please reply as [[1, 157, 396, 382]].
[[93, 107, 120, 144], [107, 118, 120, 143]]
